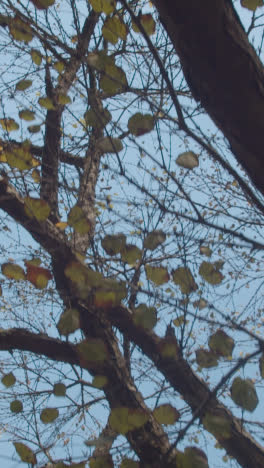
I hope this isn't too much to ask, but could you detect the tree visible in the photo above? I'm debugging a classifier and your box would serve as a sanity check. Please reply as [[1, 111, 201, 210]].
[[0, 0, 264, 467]]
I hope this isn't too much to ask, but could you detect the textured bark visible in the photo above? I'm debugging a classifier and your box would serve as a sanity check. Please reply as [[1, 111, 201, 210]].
[[153, 0, 264, 198]]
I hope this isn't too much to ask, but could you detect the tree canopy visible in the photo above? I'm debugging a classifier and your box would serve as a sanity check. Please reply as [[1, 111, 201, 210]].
[[0, 1, 264, 467]]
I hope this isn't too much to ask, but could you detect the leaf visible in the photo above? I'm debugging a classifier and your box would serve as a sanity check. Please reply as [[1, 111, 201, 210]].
[[173, 315, 187, 327], [120, 459, 139, 468], [193, 298, 208, 310], [77, 339, 108, 364], [6, 146, 34, 170], [9, 16, 33, 43], [68, 205, 90, 234], [203, 412, 232, 439], [159, 341, 178, 359], [176, 446, 208, 468], [143, 230, 166, 250], [241, 0, 263, 11], [231, 377, 259, 412], [53, 61, 65, 73], [93, 279, 127, 308], [128, 113, 155, 136], [2, 372, 16, 387], [40, 407, 59, 423], [19, 109, 35, 121], [57, 308, 80, 336], [199, 261, 224, 285], [98, 137, 123, 153], [0, 118, 19, 132], [31, 168, 41, 182], [53, 383, 66, 397], [109, 407, 148, 435], [15, 79, 32, 91], [92, 375, 108, 388], [2, 263, 26, 280], [121, 245, 142, 264], [100, 64, 127, 95], [196, 349, 218, 368], [89, 456, 114, 468], [176, 151, 199, 169], [132, 14, 156, 35], [24, 197, 51, 221], [31, 49, 42, 65], [84, 107, 111, 129], [14, 442, 36, 465], [58, 93, 71, 105], [133, 304, 157, 330], [89, 0, 116, 14], [145, 265, 169, 285], [172, 267, 197, 294], [10, 400, 23, 413], [26, 264, 52, 289], [28, 124, 41, 134], [153, 404, 180, 425], [29, 0, 55, 9], [208, 330, 234, 358], [38, 96, 55, 110], [200, 246, 212, 257], [87, 51, 115, 71], [101, 234, 126, 256], [102, 16, 128, 44]]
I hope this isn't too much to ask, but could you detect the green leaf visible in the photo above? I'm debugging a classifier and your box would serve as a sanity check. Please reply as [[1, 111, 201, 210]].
[[145, 265, 169, 285], [31, 49, 42, 65], [38, 96, 55, 110], [53, 61, 65, 73], [120, 459, 139, 468], [15, 79, 32, 91], [24, 197, 51, 221], [196, 349, 218, 368], [101, 233, 126, 256], [67, 205, 90, 234], [199, 261, 224, 285], [128, 113, 154, 136], [102, 16, 128, 44], [40, 407, 59, 423], [109, 407, 148, 435], [89, 456, 114, 468], [14, 442, 36, 465], [84, 107, 111, 129], [2, 372, 16, 387], [53, 383, 67, 397], [93, 278, 126, 308], [100, 64, 127, 95], [231, 377, 259, 412], [19, 109, 35, 121], [92, 375, 108, 388], [172, 267, 197, 294], [133, 304, 157, 330], [208, 330, 234, 358], [143, 230, 166, 250], [28, 124, 41, 133], [6, 146, 34, 170], [241, 0, 263, 11], [2, 263, 26, 280], [57, 308, 80, 336], [77, 339, 108, 363], [10, 400, 23, 413], [153, 404, 180, 425], [98, 137, 123, 153], [121, 244, 142, 264], [9, 16, 33, 43], [176, 151, 199, 169], [176, 446, 208, 468], [203, 412, 232, 439], [89, 0, 116, 14]]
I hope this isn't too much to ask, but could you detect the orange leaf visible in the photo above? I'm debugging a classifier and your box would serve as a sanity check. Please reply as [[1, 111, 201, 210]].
[[26, 264, 52, 289]]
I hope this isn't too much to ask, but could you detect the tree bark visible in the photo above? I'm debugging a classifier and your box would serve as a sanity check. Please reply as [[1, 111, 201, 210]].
[[153, 0, 264, 197]]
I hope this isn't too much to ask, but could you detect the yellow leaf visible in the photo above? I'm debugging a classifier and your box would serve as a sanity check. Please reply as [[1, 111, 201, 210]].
[[58, 93, 71, 105], [172, 267, 197, 294], [14, 443, 36, 465], [53, 61, 65, 73], [6, 146, 33, 170], [2, 263, 26, 281], [67, 205, 90, 234], [109, 407, 148, 435], [102, 16, 128, 44], [19, 109, 35, 121], [38, 96, 55, 110], [145, 265, 169, 285], [55, 221, 68, 230], [40, 407, 59, 423], [31, 49, 42, 65], [9, 16, 33, 43], [153, 404, 180, 425], [15, 79, 32, 91], [89, 0, 116, 15], [132, 14, 156, 35]]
